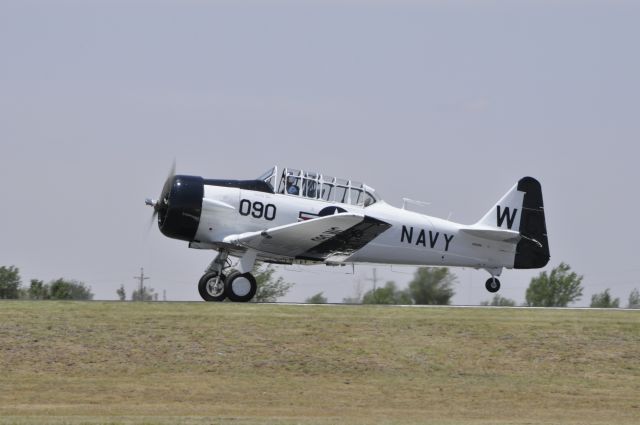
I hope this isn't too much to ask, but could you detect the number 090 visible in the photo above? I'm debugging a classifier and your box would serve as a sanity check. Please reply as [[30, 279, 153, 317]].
[[239, 199, 276, 221]]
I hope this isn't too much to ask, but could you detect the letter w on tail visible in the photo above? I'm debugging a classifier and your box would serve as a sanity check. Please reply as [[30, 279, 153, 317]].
[[474, 182, 524, 233], [497, 206, 518, 229]]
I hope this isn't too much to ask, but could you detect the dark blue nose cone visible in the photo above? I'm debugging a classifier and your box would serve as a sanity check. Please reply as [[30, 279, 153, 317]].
[[158, 175, 204, 242]]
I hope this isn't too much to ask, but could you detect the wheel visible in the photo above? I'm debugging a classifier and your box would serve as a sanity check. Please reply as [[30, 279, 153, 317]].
[[225, 271, 257, 302], [198, 272, 227, 301], [485, 277, 501, 293]]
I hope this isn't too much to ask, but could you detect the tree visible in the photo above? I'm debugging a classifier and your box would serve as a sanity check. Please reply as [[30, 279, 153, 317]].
[[28, 279, 49, 300], [590, 289, 620, 308], [49, 279, 94, 300], [116, 284, 126, 301], [252, 265, 294, 302], [362, 281, 412, 305], [0, 266, 21, 299], [132, 286, 156, 301], [525, 263, 583, 307], [481, 294, 516, 306], [306, 292, 328, 304], [408, 267, 456, 305], [628, 288, 640, 309]]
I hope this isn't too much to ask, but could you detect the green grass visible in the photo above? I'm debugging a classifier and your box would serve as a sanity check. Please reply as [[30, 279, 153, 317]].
[[0, 301, 638, 425]]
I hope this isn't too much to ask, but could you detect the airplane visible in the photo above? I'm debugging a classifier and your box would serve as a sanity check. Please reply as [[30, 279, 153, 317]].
[[146, 166, 549, 302]]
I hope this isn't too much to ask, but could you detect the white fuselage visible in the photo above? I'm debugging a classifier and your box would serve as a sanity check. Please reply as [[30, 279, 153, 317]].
[[194, 185, 515, 271]]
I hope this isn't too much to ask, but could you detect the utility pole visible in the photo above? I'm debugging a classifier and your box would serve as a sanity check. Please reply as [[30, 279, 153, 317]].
[[133, 268, 150, 301], [365, 268, 379, 303]]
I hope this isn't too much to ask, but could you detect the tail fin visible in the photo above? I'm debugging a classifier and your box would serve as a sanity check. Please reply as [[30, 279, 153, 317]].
[[476, 177, 550, 269], [477, 181, 525, 232]]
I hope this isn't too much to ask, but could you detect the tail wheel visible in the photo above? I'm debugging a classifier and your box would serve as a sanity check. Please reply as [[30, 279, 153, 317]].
[[485, 277, 501, 293], [225, 271, 257, 302], [198, 272, 226, 302]]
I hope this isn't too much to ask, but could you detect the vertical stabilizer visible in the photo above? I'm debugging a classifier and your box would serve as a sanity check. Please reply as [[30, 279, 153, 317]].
[[475, 177, 550, 269], [476, 182, 525, 232]]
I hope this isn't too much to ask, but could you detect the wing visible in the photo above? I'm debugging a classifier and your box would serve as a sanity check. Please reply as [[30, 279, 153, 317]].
[[223, 213, 391, 261]]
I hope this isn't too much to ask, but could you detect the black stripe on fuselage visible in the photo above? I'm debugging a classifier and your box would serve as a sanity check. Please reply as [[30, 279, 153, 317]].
[[203, 179, 274, 193]]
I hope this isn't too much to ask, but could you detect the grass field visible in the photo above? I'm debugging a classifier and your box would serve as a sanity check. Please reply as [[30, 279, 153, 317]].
[[0, 301, 638, 425]]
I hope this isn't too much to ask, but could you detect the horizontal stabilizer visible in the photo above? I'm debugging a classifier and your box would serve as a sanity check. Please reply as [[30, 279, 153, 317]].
[[460, 226, 521, 243]]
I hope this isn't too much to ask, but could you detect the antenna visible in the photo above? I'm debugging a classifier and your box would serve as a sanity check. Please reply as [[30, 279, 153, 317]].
[[402, 198, 431, 210]]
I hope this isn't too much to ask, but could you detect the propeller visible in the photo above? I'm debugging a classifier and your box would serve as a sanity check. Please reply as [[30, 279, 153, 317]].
[[146, 159, 176, 231]]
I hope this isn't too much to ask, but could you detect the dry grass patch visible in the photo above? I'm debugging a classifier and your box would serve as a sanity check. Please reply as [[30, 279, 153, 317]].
[[0, 301, 638, 424]]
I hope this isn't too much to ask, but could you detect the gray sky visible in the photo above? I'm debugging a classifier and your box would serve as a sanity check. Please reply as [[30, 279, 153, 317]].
[[2, 0, 639, 306]]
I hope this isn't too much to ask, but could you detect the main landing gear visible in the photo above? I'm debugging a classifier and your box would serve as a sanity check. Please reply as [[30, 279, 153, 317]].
[[198, 250, 258, 302], [198, 270, 257, 302]]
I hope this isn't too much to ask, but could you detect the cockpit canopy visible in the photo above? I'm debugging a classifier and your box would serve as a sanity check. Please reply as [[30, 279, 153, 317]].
[[257, 166, 380, 207]]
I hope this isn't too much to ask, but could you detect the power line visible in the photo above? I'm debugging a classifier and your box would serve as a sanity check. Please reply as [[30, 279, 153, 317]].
[[133, 267, 149, 301], [365, 268, 380, 303]]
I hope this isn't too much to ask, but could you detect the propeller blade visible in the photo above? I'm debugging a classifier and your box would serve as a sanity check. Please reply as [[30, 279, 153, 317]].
[[148, 209, 158, 232], [167, 158, 176, 182], [147, 160, 176, 234]]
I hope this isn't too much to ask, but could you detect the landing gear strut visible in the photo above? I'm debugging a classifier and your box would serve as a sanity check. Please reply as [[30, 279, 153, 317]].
[[485, 277, 501, 293], [197, 250, 257, 302]]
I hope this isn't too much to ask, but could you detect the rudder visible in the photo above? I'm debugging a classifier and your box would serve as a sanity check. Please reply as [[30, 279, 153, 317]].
[[513, 177, 550, 269]]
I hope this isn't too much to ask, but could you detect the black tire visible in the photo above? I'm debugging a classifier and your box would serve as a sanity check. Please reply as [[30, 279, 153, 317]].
[[485, 277, 501, 293], [198, 272, 227, 301], [225, 271, 257, 302]]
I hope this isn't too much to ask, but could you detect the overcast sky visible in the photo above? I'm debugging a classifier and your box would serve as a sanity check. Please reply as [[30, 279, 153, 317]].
[[2, 0, 639, 306]]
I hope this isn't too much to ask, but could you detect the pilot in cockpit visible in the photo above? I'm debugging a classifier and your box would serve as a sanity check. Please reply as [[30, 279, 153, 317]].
[[286, 175, 299, 195]]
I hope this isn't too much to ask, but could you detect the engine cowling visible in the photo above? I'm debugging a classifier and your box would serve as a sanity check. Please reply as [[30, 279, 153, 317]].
[[157, 175, 204, 241]]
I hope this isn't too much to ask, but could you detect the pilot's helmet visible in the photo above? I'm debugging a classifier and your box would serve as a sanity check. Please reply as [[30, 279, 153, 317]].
[[287, 175, 296, 185]]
